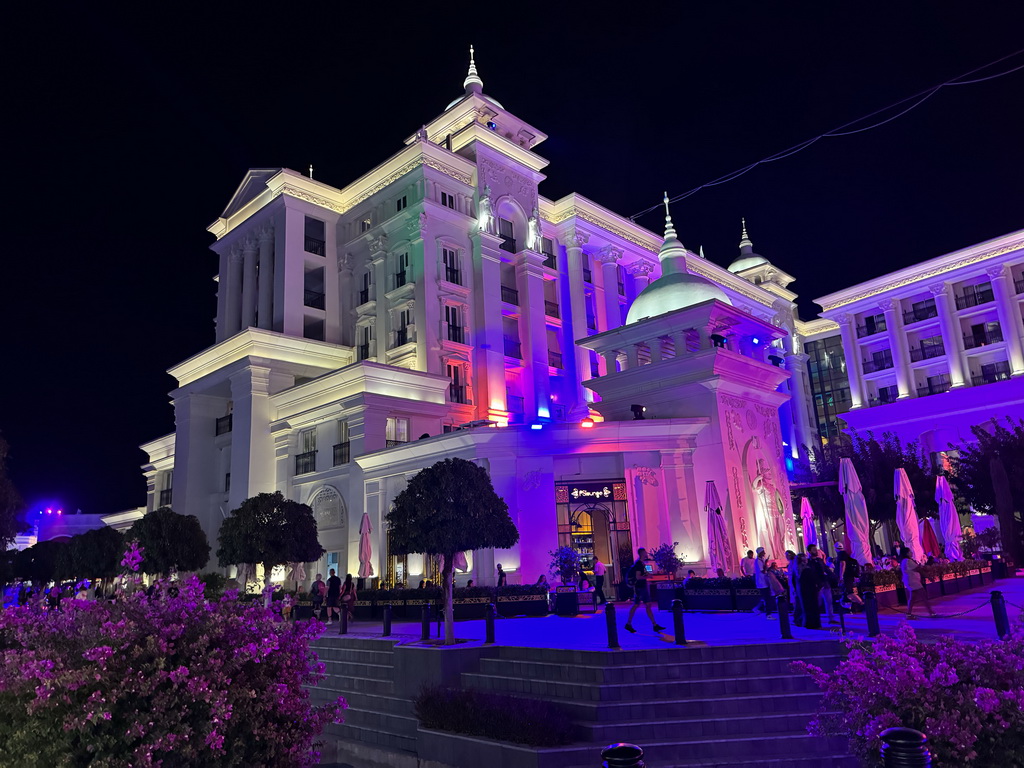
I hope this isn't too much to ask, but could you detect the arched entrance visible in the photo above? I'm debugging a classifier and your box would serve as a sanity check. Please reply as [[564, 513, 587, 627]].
[[308, 486, 346, 583], [557, 498, 632, 584]]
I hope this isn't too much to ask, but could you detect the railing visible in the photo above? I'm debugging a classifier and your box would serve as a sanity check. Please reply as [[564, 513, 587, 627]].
[[159, 489, 173, 507], [444, 266, 462, 285], [501, 285, 519, 305], [972, 362, 1012, 386], [393, 271, 407, 289], [542, 252, 557, 269], [856, 321, 887, 338], [333, 442, 351, 466], [499, 235, 516, 253], [583, 268, 593, 283], [586, 315, 597, 331], [548, 351, 563, 368], [544, 300, 560, 318], [870, 388, 900, 406], [917, 379, 951, 397], [215, 414, 233, 436], [449, 383, 468, 404], [447, 325, 464, 344], [909, 342, 945, 362], [304, 236, 325, 256], [358, 342, 370, 360], [507, 395, 524, 413], [1016, 277, 1024, 295], [862, 355, 894, 373], [358, 288, 370, 305], [295, 450, 317, 476], [303, 289, 325, 310], [963, 328, 1003, 349], [385, 439, 407, 449], [503, 338, 522, 359], [903, 305, 938, 324], [955, 285, 994, 310], [394, 327, 408, 347]]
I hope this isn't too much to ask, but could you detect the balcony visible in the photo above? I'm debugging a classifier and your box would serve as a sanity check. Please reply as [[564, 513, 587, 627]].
[[1016, 277, 1024, 295], [385, 439, 407, 449], [449, 383, 468, 404], [358, 342, 370, 360], [586, 315, 597, 331], [548, 351, 563, 369], [499, 235, 517, 253], [917, 379, 952, 397], [856, 321, 887, 338], [303, 289, 325, 310], [544, 300, 560, 318], [542, 252, 557, 269], [583, 268, 593, 283], [955, 285, 995, 310], [158, 489, 173, 508], [333, 442, 351, 466], [295, 450, 317, 476], [972, 361, 1012, 386], [501, 285, 519, 305], [444, 266, 463, 286], [963, 328, 1003, 350], [903, 305, 938, 325], [870, 387, 900, 406], [304, 236, 326, 256], [503, 338, 522, 359], [394, 327, 409, 347], [507, 394, 524, 413], [358, 288, 370, 305], [909, 342, 945, 362], [447, 325, 465, 344], [394, 270, 407, 289], [862, 355, 894, 373], [215, 414, 233, 436]]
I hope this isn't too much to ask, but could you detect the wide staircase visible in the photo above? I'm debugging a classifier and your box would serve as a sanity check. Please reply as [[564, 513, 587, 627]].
[[309, 636, 858, 768]]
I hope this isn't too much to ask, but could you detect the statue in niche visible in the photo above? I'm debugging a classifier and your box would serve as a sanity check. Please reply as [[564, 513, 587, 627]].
[[528, 206, 542, 251], [477, 185, 494, 234], [742, 437, 785, 560]]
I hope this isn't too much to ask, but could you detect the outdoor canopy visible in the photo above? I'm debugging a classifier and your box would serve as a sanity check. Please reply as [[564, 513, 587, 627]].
[[895, 468, 925, 561], [838, 458, 873, 565], [936, 475, 964, 561], [704, 480, 733, 576], [799, 497, 817, 548], [358, 512, 374, 579]]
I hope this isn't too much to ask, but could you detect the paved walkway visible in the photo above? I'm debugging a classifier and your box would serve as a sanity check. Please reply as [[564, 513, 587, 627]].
[[322, 576, 1023, 650]]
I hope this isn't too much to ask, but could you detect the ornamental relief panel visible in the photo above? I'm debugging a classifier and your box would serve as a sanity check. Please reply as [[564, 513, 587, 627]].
[[478, 157, 538, 213], [309, 486, 345, 530]]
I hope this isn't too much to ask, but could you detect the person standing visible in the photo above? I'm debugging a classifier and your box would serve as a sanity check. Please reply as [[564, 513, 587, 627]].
[[786, 551, 803, 626], [311, 573, 327, 619], [325, 568, 341, 622], [901, 547, 935, 619], [807, 544, 836, 624], [339, 573, 357, 622], [753, 548, 775, 617], [798, 553, 822, 629], [835, 544, 862, 608], [496, 563, 507, 587], [740, 550, 756, 577], [625, 548, 666, 634], [593, 560, 607, 604]]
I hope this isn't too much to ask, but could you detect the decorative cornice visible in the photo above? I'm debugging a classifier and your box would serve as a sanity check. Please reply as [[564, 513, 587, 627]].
[[274, 183, 347, 214], [552, 206, 658, 253], [687, 261, 776, 309]]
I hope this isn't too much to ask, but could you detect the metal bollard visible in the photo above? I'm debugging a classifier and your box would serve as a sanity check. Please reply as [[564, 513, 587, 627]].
[[339, 606, 348, 635], [671, 599, 686, 645], [865, 591, 881, 637], [991, 590, 1010, 639], [421, 603, 430, 642], [879, 727, 930, 767], [601, 741, 645, 767], [605, 602, 620, 649], [485, 603, 496, 644], [382, 604, 392, 637], [777, 595, 793, 639]]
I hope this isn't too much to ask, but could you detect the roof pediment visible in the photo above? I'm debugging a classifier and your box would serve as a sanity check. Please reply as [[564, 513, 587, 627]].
[[221, 169, 282, 219]]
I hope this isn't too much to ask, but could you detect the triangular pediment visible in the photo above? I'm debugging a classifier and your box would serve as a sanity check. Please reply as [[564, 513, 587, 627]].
[[221, 169, 282, 219]]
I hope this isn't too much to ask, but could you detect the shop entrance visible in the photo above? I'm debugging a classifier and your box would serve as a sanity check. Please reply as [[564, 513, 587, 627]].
[[556, 481, 631, 584]]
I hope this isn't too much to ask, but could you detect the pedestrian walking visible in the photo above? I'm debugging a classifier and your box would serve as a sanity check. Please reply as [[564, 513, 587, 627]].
[[808, 544, 837, 624], [624, 548, 666, 634], [900, 547, 935, 619], [593, 560, 607, 604], [339, 573, 357, 621], [753, 548, 776, 617], [835, 544, 862, 608]]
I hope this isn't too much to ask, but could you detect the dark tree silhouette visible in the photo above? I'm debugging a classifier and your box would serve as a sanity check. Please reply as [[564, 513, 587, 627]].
[[127, 507, 210, 576], [0, 432, 26, 550]]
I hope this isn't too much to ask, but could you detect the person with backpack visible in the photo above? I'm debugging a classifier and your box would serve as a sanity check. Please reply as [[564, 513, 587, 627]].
[[835, 544, 862, 607]]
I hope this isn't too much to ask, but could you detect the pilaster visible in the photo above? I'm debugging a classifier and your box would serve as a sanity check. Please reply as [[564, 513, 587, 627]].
[[225, 247, 243, 339], [834, 313, 865, 408], [987, 264, 1024, 375], [596, 245, 623, 333], [516, 249, 552, 419], [241, 236, 258, 329], [472, 231, 508, 420], [257, 226, 275, 330], [929, 283, 967, 387], [564, 229, 591, 416], [880, 299, 913, 398], [228, 365, 276, 511]]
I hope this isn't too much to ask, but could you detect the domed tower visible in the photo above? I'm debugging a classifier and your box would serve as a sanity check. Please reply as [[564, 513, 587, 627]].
[[727, 219, 795, 299]]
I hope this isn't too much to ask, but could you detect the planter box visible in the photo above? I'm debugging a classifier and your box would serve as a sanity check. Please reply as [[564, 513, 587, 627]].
[[552, 590, 579, 616], [497, 595, 548, 617], [654, 582, 683, 610], [870, 584, 900, 610], [925, 580, 943, 599], [682, 589, 732, 611], [452, 597, 492, 620], [418, 727, 546, 768], [979, 567, 994, 585], [733, 588, 762, 612]]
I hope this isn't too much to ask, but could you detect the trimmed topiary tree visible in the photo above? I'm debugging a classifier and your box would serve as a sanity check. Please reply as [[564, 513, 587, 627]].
[[127, 507, 210, 577]]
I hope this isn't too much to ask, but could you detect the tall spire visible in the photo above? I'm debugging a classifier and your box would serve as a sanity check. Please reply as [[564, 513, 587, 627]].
[[739, 217, 753, 251], [464, 45, 483, 92], [663, 192, 678, 242], [658, 192, 687, 273]]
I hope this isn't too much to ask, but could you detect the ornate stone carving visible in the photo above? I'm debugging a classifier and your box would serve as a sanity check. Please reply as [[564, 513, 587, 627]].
[[633, 465, 659, 486], [369, 234, 389, 254], [242, 236, 258, 253], [309, 486, 344, 529], [877, 298, 899, 312], [257, 225, 274, 243], [627, 261, 656, 277], [229, 246, 243, 263], [566, 230, 590, 248], [986, 263, 1008, 280], [521, 470, 542, 491], [928, 282, 949, 297], [595, 245, 623, 265], [832, 312, 850, 324]]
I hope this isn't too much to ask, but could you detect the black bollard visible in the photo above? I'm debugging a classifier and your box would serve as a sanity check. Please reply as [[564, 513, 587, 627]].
[[601, 742, 645, 767], [671, 599, 686, 645], [382, 604, 392, 637], [421, 603, 430, 642], [777, 595, 793, 640], [837, 598, 846, 635], [879, 727, 930, 767], [605, 602, 620, 649], [485, 603, 496, 644], [991, 590, 1010, 639], [865, 591, 881, 637], [339, 606, 348, 635]]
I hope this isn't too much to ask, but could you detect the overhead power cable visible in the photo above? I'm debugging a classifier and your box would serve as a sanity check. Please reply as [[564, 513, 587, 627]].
[[629, 48, 1024, 221]]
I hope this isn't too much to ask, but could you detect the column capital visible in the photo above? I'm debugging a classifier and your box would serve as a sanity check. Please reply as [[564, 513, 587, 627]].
[[338, 252, 356, 273], [627, 260, 656, 277], [229, 246, 244, 263], [565, 229, 590, 248], [986, 263, 1009, 280], [832, 312, 852, 326], [230, 364, 272, 397], [369, 234, 389, 256], [242, 236, 259, 254], [878, 298, 900, 313], [928, 282, 950, 297], [595, 245, 622, 265], [257, 225, 275, 244]]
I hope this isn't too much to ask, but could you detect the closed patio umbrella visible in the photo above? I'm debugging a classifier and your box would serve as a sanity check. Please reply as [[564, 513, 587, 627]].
[[839, 459, 873, 566], [920, 518, 941, 558], [799, 497, 817, 548], [358, 512, 374, 579], [936, 475, 963, 561], [704, 480, 733, 575], [895, 468, 925, 561]]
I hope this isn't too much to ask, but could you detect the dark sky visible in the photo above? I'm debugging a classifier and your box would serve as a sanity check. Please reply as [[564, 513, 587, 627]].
[[4, 4, 1023, 516]]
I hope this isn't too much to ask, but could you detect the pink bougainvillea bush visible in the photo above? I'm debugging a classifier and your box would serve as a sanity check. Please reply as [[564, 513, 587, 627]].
[[0, 577, 345, 767], [793, 619, 1024, 767]]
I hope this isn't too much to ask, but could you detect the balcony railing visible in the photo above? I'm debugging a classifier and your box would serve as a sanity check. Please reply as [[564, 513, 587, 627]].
[[358, 288, 370, 305], [1016, 277, 1024, 295], [333, 442, 351, 466], [358, 342, 370, 360], [862, 355, 894, 374], [158, 489, 173, 507], [548, 351, 563, 369], [870, 387, 900, 406], [447, 325, 464, 344], [295, 450, 317, 476], [449, 383, 468, 404], [393, 270, 407, 289], [385, 439, 407, 448], [583, 268, 593, 283], [963, 328, 1003, 349], [586, 315, 597, 331], [394, 327, 408, 347], [215, 414, 233, 436], [504, 338, 522, 359], [856, 321, 887, 338], [501, 285, 519, 305], [618, 281, 625, 295], [444, 266, 463, 285], [304, 236, 326, 256], [499, 235, 517, 253], [903, 305, 938, 325], [544, 300, 560, 318], [909, 343, 945, 362], [917, 379, 952, 397], [303, 289, 325, 310], [542, 252, 557, 269], [972, 362, 1012, 386], [955, 286, 995, 310]]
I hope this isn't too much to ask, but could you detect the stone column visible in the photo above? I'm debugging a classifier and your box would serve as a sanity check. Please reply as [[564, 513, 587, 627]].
[[228, 366, 275, 512], [834, 313, 865, 408], [472, 231, 508, 419], [987, 264, 1024, 376], [257, 226, 274, 330], [338, 252, 355, 347], [564, 229, 591, 416], [880, 299, 913, 398], [370, 235, 389, 361], [517, 248, 552, 419], [596, 245, 623, 332], [929, 283, 967, 388], [785, 352, 816, 459], [241, 236, 258, 330], [225, 246, 243, 339]]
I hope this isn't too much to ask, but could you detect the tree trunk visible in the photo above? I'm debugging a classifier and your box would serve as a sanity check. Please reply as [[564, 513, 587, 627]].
[[442, 558, 455, 645], [990, 455, 1024, 564]]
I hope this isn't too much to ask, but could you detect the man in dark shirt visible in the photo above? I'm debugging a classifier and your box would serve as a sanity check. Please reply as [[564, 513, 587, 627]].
[[625, 547, 666, 633]]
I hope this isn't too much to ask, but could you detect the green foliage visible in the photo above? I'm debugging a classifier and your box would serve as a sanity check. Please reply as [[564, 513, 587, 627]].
[[62, 527, 123, 581], [13, 539, 68, 584], [650, 541, 683, 574], [198, 572, 227, 600], [961, 528, 1003, 559], [548, 545, 582, 584], [127, 507, 210, 575], [0, 432, 26, 550], [216, 492, 324, 570]]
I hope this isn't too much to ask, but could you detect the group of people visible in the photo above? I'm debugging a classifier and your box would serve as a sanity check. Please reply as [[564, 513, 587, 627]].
[[309, 568, 357, 622]]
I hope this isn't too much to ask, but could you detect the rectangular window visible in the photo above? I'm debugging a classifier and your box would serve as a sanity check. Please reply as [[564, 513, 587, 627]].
[[359, 272, 371, 305], [304, 217, 326, 256], [442, 247, 462, 285], [295, 428, 317, 475], [360, 218, 372, 233], [224, 473, 231, 493], [498, 217, 516, 253], [334, 420, 351, 466], [386, 417, 409, 446], [541, 237, 556, 269], [396, 196, 407, 212], [445, 305, 464, 343], [358, 325, 371, 360], [440, 191, 456, 209], [616, 264, 625, 295], [447, 363, 467, 404], [394, 252, 409, 288]]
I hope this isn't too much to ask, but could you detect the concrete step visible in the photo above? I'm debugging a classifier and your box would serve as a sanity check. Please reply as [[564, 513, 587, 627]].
[[494, 640, 843, 666], [339, 706, 419, 736], [478, 654, 839, 684], [309, 675, 395, 696], [550, 734, 851, 765], [582, 711, 826, 742], [310, 636, 401, 652], [332, 690, 416, 718], [675, 757, 860, 768], [319, 658, 394, 681], [557, 690, 825, 722], [310, 645, 396, 665], [322, 721, 416, 754]]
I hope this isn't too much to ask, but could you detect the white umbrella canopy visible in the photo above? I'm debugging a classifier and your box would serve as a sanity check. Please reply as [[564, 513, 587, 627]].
[[440, 552, 470, 573], [895, 468, 925, 561], [704, 481, 733, 575], [936, 475, 963, 561], [839, 458, 874, 565], [799, 497, 818, 548], [358, 512, 374, 579]]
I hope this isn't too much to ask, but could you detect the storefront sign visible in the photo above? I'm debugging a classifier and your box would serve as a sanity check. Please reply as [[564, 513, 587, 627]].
[[556, 481, 627, 503]]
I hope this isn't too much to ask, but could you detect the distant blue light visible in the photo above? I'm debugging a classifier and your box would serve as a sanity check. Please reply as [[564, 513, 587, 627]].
[[531, 424, 543, 430]]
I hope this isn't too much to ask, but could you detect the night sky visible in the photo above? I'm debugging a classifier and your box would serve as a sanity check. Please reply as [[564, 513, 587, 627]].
[[4, 4, 1022, 517]]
